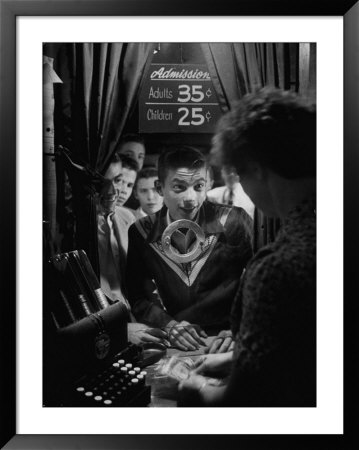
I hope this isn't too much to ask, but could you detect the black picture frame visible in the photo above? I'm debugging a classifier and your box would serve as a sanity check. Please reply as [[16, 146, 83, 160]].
[[1, 1, 358, 449]]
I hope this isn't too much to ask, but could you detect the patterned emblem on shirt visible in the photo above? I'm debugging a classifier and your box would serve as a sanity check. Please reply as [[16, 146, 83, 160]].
[[134, 208, 230, 286]]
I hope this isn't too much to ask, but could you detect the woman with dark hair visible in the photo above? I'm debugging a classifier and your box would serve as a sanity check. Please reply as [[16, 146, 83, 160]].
[[178, 88, 316, 406]]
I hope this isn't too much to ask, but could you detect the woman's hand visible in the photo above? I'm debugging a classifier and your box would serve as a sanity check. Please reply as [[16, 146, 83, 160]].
[[168, 320, 207, 351], [127, 322, 169, 346], [178, 373, 226, 406], [192, 352, 233, 377], [206, 329, 234, 354]]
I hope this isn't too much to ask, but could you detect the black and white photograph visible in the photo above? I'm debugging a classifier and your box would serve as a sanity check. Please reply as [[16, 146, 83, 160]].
[[42, 42, 317, 409], [2, 3, 356, 448]]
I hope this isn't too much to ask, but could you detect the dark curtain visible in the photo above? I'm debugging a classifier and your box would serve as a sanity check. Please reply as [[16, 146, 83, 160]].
[[201, 43, 306, 252], [50, 43, 155, 274]]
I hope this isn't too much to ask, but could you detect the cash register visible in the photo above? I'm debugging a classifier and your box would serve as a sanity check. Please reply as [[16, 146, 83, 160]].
[[43, 249, 152, 407]]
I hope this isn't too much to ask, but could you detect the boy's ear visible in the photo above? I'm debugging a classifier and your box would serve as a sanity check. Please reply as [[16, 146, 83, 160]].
[[155, 179, 163, 196]]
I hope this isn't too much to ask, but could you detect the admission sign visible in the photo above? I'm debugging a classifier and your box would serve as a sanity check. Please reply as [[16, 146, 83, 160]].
[[139, 64, 222, 133]]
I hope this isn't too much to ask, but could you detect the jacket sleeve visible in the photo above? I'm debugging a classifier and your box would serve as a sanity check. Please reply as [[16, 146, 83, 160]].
[[125, 223, 174, 328], [224, 251, 316, 406]]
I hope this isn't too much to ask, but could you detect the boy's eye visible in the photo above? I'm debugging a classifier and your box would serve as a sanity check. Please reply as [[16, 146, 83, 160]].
[[195, 183, 205, 190]]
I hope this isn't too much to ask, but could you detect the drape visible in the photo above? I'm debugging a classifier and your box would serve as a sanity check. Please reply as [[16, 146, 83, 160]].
[[202, 43, 305, 251], [43, 55, 63, 259], [52, 43, 155, 274]]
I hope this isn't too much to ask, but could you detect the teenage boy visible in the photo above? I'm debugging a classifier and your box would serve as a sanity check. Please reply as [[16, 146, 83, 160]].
[[131, 166, 163, 219], [117, 133, 146, 171], [116, 133, 146, 209], [97, 153, 138, 305], [125, 146, 253, 351]]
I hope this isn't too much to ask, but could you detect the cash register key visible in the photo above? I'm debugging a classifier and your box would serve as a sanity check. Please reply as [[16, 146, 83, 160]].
[[94, 395, 103, 402], [128, 370, 136, 377], [131, 378, 139, 386], [140, 371, 147, 377], [76, 387, 85, 393], [118, 359, 125, 366], [120, 367, 128, 377], [125, 363, 132, 369], [85, 391, 93, 397], [134, 367, 141, 374], [136, 374, 145, 385], [112, 362, 120, 368], [104, 399, 112, 405]]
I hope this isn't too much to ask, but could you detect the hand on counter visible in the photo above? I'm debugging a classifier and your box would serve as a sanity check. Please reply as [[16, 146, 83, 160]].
[[205, 329, 234, 354], [167, 320, 207, 351], [128, 322, 169, 346], [192, 351, 233, 378]]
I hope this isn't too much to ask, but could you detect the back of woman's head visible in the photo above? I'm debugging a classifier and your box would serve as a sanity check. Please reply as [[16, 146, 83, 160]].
[[211, 87, 316, 179]]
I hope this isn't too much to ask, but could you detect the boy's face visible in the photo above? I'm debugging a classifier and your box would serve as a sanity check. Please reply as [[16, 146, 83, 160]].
[[118, 141, 146, 171], [100, 161, 123, 211], [158, 166, 207, 222], [115, 167, 137, 206], [104, 161, 122, 184], [135, 176, 163, 215]]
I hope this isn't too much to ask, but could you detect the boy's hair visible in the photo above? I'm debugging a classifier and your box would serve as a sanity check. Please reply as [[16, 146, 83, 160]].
[[110, 152, 139, 172], [211, 87, 316, 179], [116, 133, 145, 150], [135, 166, 158, 189], [157, 146, 207, 183]]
